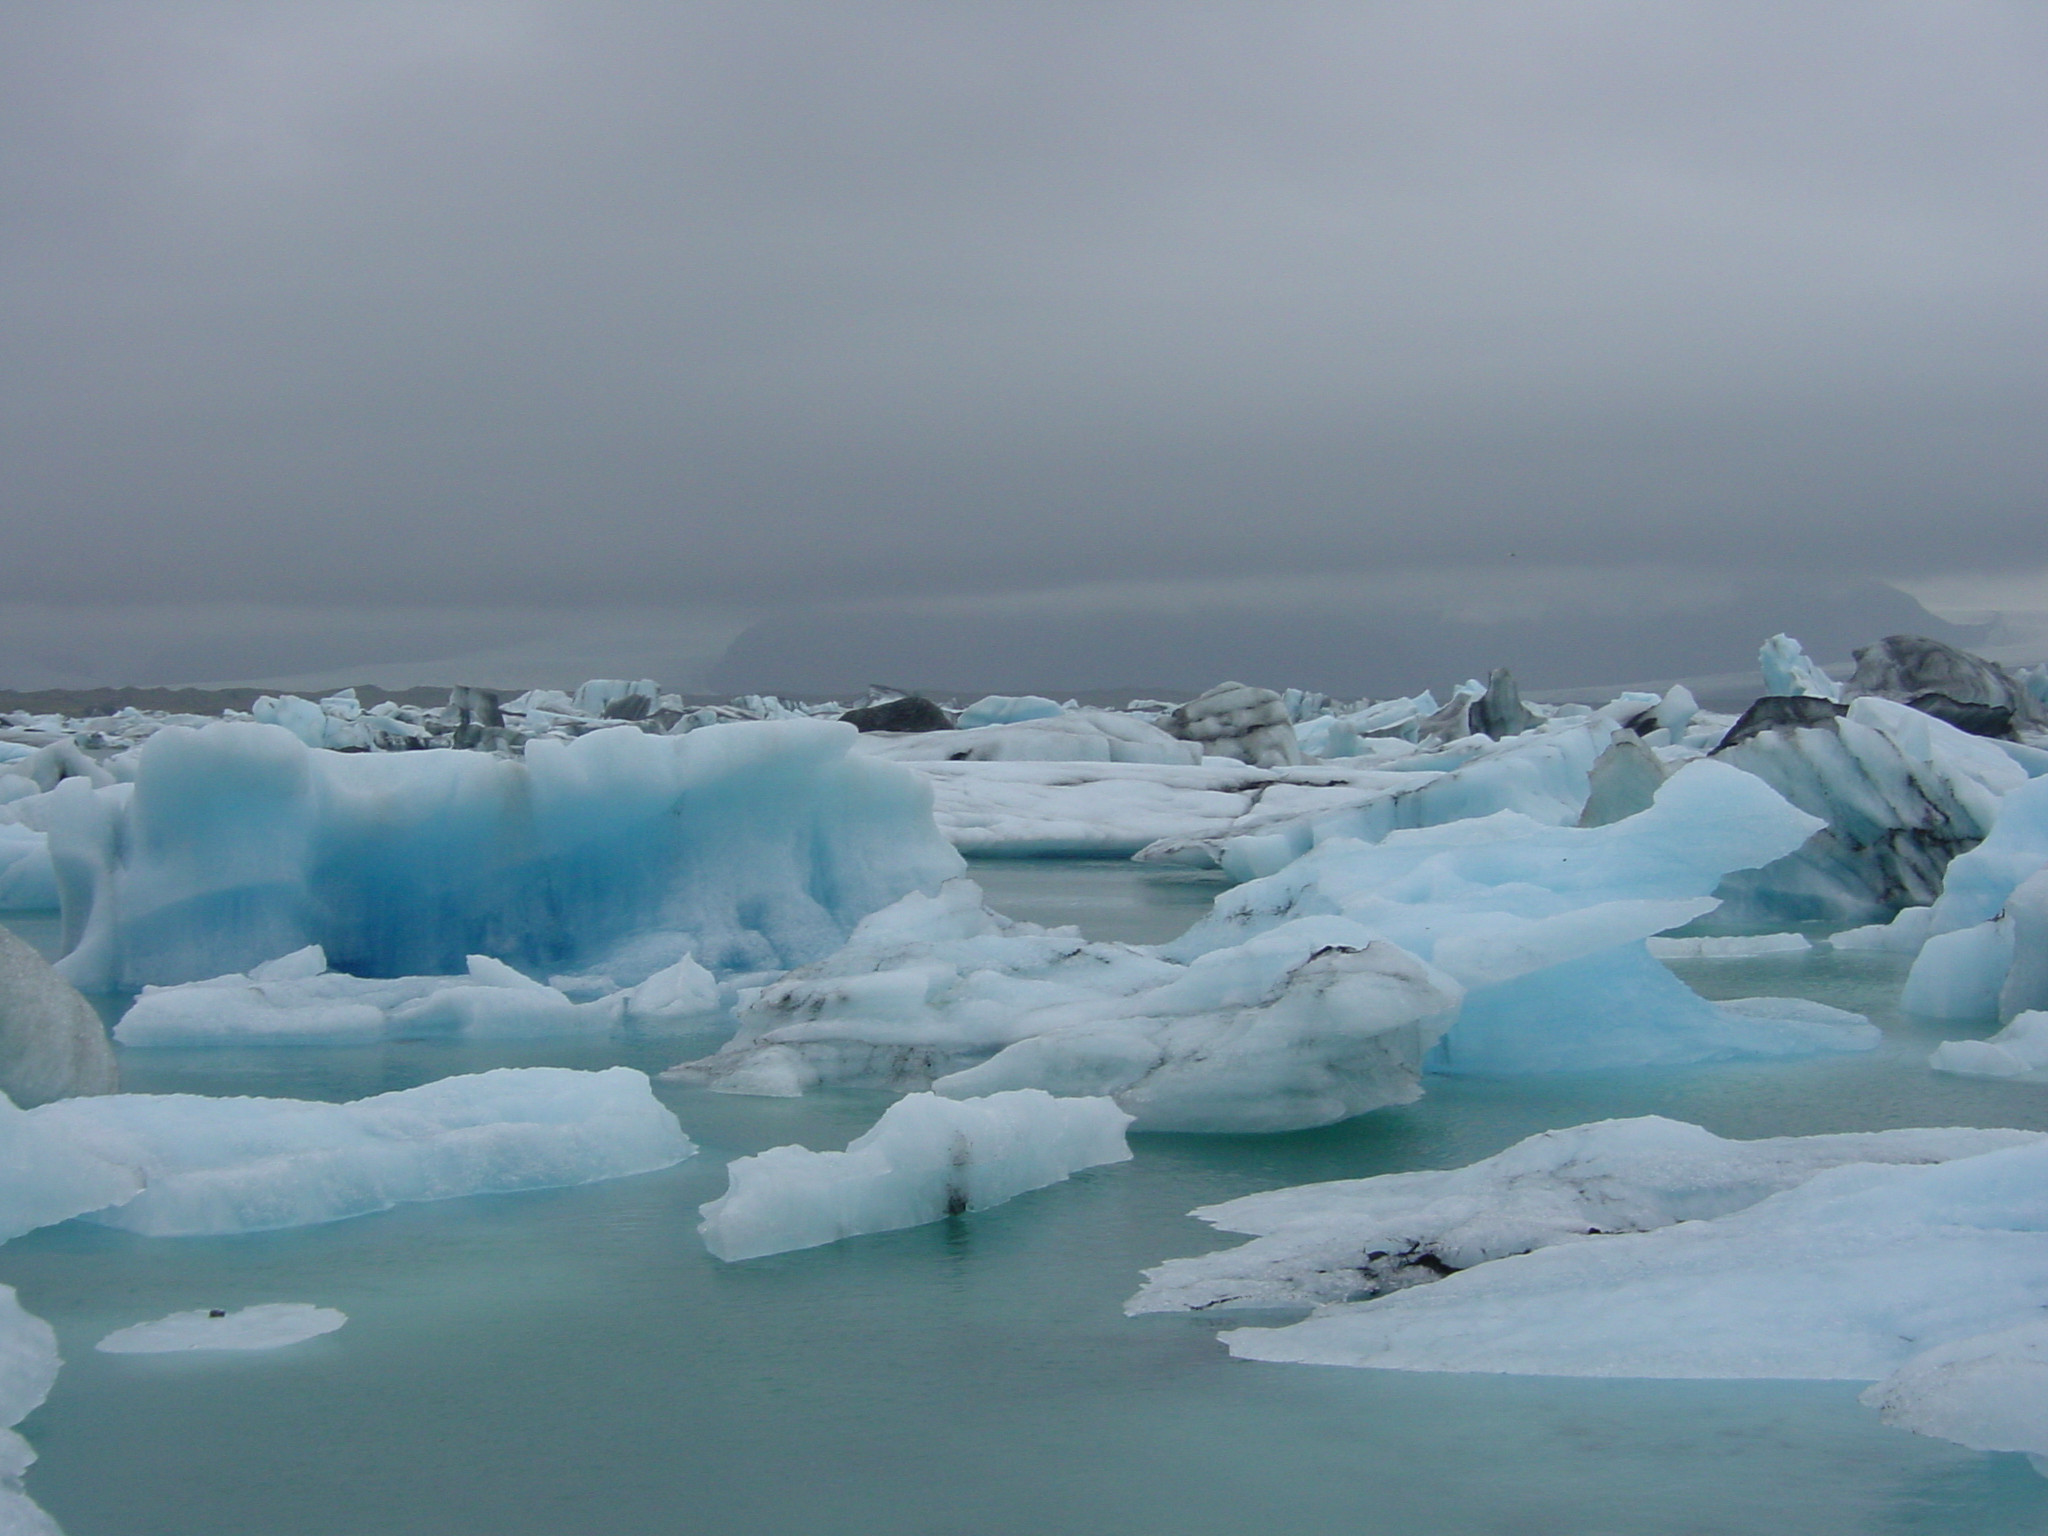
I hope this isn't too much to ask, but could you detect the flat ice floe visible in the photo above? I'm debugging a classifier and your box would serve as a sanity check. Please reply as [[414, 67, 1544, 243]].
[[1863, 1320, 2048, 1467], [24, 1067, 693, 1236], [1202, 1125, 2048, 1381], [97, 1303, 347, 1354], [1129, 1116, 2038, 1315], [699, 1090, 1131, 1261]]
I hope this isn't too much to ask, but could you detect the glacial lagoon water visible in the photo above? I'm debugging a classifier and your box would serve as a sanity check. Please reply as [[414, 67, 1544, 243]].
[[7, 863, 2048, 1536]]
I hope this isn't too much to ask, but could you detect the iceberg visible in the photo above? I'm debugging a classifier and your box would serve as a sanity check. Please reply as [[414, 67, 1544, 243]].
[[1758, 633, 1843, 702], [1863, 1321, 2048, 1468], [668, 879, 1463, 1133], [0, 1287, 60, 1536], [1140, 715, 1627, 878], [0, 1090, 141, 1245], [1929, 1010, 2048, 1079], [1161, 683, 1302, 768], [33, 718, 963, 991], [908, 759, 1430, 858], [1197, 1124, 2048, 1381], [854, 709, 1199, 766], [953, 695, 1065, 730], [698, 1089, 1131, 1261], [0, 922, 117, 1108], [96, 1303, 347, 1354], [24, 1067, 692, 1236], [1711, 695, 2027, 925], [1130, 1116, 2035, 1315], [1900, 774, 2048, 1020], [1163, 761, 1875, 1073], [114, 949, 615, 1048], [1645, 933, 1811, 959]]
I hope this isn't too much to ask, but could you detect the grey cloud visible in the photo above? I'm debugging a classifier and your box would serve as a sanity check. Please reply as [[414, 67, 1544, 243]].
[[2, 3, 2044, 678]]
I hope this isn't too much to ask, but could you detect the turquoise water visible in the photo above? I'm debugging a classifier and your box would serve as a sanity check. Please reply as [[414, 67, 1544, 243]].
[[6, 870, 2048, 1536]]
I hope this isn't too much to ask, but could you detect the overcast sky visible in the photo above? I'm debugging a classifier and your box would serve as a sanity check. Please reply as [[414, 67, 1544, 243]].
[[4, 2, 2045, 689]]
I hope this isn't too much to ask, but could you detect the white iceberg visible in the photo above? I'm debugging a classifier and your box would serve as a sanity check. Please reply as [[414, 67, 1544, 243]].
[[1929, 1010, 2048, 1079], [854, 709, 1198, 766], [25, 1067, 692, 1236], [114, 949, 614, 1048], [1863, 1320, 2048, 1469], [1902, 774, 2048, 1020], [0, 1287, 60, 1536], [669, 881, 1463, 1133], [1214, 1131, 2048, 1380], [1645, 933, 1812, 959], [698, 1090, 1131, 1261], [1130, 1115, 2036, 1316], [1164, 761, 1876, 1074], [31, 717, 962, 991], [96, 1303, 347, 1354], [1758, 633, 1843, 702]]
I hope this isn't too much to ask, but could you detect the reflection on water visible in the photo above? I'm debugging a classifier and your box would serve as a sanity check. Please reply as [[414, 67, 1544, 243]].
[[5, 876, 2047, 1535]]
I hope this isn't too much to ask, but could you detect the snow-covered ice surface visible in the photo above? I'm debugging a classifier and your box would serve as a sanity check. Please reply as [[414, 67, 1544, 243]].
[[24, 1067, 693, 1235], [96, 1303, 346, 1354], [699, 1090, 1131, 1260], [853, 709, 1200, 766], [33, 717, 962, 991]]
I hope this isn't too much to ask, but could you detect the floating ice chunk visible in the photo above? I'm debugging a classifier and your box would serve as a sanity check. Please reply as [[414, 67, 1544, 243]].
[[1646, 933, 1811, 959], [1901, 918, 2013, 1020], [0, 921, 118, 1107], [672, 881, 1464, 1132], [0, 1286, 59, 1535], [910, 759, 1418, 858], [1930, 1010, 2048, 1079], [115, 952, 608, 1047], [97, 1303, 347, 1354], [44, 718, 963, 991], [1863, 1320, 2048, 1467], [1759, 633, 1844, 702], [27, 1067, 692, 1236], [856, 710, 1199, 766], [1713, 695, 2025, 925], [622, 954, 720, 1023], [698, 1090, 1131, 1261], [1212, 1130, 2048, 1380], [1131, 1116, 2035, 1315], [1162, 683, 1302, 769], [1828, 906, 1934, 953], [954, 695, 1064, 730], [0, 1091, 141, 1243]]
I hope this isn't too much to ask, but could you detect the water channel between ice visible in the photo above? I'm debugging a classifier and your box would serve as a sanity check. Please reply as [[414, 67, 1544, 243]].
[[6, 858, 2048, 1536]]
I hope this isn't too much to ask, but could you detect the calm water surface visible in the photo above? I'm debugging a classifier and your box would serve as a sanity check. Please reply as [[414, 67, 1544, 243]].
[[5, 862, 2047, 1536]]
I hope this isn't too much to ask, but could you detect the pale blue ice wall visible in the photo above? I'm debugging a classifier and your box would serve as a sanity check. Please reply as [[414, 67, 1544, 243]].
[[39, 720, 964, 990]]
